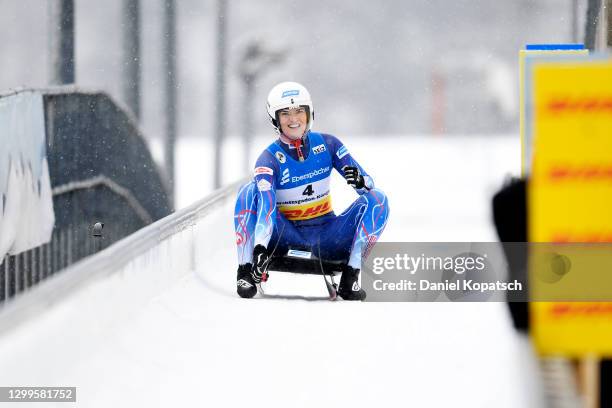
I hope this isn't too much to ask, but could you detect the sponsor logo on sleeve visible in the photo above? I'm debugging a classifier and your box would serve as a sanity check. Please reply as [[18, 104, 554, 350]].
[[254, 166, 273, 176], [312, 144, 326, 154], [337, 145, 349, 159], [275, 151, 286, 163], [282, 90, 300, 98], [257, 179, 272, 192]]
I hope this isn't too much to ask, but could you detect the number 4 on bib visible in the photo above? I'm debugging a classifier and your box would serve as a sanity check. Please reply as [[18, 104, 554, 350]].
[[302, 185, 314, 196]]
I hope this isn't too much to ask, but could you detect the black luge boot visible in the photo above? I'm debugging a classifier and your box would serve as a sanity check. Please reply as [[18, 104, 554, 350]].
[[236, 263, 257, 298], [338, 265, 366, 301]]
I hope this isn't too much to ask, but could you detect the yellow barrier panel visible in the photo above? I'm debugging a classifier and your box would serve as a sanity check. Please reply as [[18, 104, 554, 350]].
[[528, 58, 612, 357], [519, 48, 588, 176]]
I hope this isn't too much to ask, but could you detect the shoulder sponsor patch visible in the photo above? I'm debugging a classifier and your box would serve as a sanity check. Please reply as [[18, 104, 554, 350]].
[[312, 144, 326, 154], [337, 145, 349, 159], [254, 166, 273, 176], [275, 151, 286, 163], [257, 179, 272, 191]]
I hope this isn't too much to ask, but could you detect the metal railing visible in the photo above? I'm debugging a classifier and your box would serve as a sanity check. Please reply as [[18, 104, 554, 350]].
[[1, 88, 172, 305], [0, 176, 158, 304], [1, 224, 106, 303], [0, 179, 244, 333]]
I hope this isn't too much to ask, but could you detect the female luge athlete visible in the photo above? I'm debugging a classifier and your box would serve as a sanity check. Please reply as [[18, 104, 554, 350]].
[[234, 81, 389, 300]]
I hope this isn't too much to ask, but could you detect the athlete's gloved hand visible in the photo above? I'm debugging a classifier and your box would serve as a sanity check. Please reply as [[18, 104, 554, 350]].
[[342, 166, 365, 189], [251, 244, 270, 283]]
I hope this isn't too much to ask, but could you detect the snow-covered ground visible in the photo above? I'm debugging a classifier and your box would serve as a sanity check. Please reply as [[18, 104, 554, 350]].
[[0, 135, 546, 407]]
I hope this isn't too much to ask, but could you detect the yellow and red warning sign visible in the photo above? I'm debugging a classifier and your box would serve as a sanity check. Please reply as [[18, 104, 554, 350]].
[[528, 57, 612, 357]]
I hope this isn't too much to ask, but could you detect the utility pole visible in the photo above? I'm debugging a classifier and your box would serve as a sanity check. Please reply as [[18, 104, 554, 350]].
[[122, 0, 141, 120], [242, 72, 254, 174], [163, 0, 177, 208], [585, 0, 602, 50], [607, 0, 612, 48], [571, 0, 579, 43], [48, 0, 75, 84], [430, 69, 446, 136], [213, 0, 228, 190], [237, 41, 286, 174]]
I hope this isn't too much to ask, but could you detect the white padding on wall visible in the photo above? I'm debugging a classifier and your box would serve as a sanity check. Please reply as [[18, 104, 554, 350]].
[[0, 91, 55, 259]]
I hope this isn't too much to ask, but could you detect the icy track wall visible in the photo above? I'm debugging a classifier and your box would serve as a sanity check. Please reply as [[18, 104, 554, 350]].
[[0, 88, 171, 303], [0, 181, 241, 378]]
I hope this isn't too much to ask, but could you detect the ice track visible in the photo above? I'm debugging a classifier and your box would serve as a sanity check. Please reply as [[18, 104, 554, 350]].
[[0, 136, 545, 407]]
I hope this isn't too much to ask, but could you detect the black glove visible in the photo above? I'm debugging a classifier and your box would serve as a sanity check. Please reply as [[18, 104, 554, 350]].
[[251, 244, 270, 283], [343, 166, 365, 189]]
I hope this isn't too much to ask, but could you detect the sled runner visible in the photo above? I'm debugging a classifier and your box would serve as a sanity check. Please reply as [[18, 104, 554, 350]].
[[258, 248, 342, 300]]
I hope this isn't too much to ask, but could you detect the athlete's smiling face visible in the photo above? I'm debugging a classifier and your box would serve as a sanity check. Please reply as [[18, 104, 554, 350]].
[[278, 106, 307, 140]]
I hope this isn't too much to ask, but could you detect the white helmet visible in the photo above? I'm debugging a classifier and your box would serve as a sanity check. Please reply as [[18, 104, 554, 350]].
[[266, 81, 314, 135]]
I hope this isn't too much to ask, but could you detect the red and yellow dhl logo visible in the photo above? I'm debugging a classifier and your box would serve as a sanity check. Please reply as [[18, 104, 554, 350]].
[[279, 197, 332, 221], [549, 303, 612, 318], [548, 165, 612, 181], [545, 97, 612, 115], [550, 232, 612, 243]]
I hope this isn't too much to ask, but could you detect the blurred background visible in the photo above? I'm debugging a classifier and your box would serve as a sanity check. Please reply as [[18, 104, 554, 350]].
[[0, 0, 585, 141], [2, 0, 601, 209]]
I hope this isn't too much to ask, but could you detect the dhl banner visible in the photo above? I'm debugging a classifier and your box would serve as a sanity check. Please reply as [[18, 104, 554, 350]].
[[519, 44, 588, 176], [527, 55, 612, 357]]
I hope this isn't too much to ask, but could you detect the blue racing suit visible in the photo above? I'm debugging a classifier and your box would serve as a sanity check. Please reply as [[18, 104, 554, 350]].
[[234, 131, 389, 270]]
